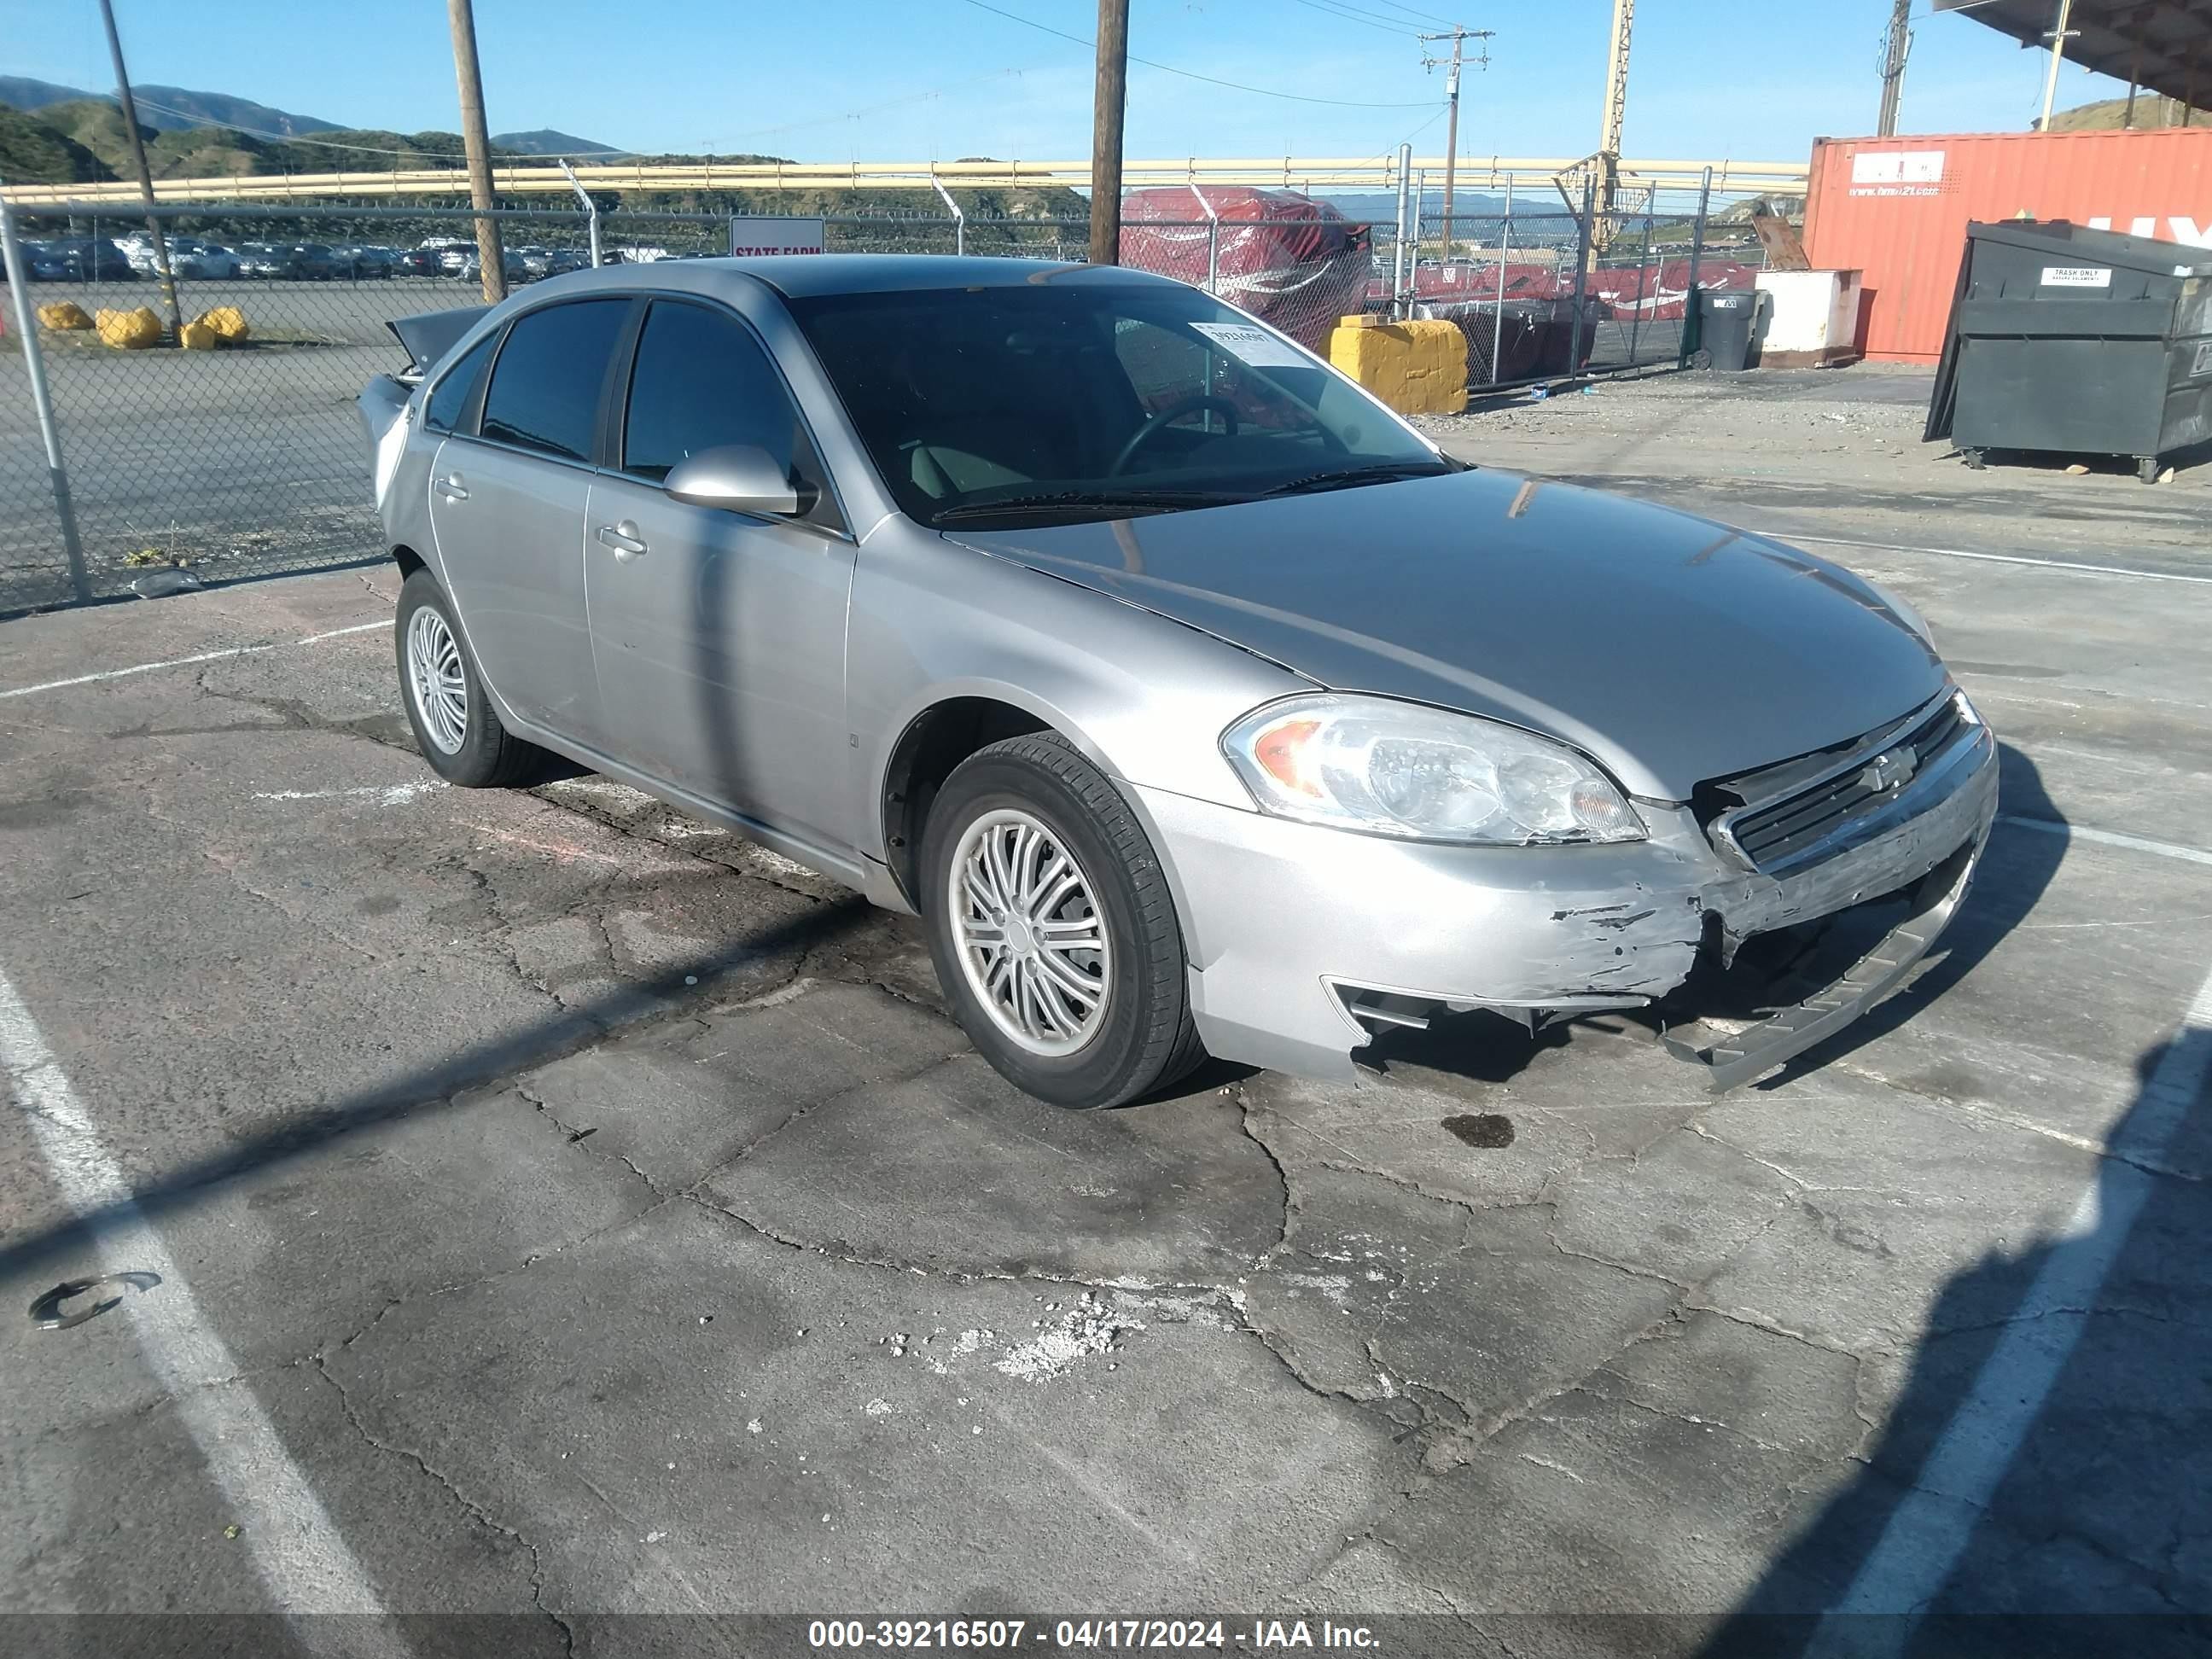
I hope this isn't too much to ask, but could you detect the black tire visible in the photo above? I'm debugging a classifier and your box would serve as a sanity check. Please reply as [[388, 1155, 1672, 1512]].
[[920, 733, 1205, 1110], [393, 568, 544, 787]]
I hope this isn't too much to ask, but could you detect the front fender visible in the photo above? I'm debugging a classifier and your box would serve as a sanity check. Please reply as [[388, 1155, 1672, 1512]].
[[849, 528, 1313, 868]]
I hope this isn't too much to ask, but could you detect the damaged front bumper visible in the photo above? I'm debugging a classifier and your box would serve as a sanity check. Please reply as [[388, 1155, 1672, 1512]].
[[1131, 707, 1999, 1091]]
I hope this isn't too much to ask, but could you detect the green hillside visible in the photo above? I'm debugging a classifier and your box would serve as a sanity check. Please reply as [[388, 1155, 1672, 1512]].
[[0, 102, 115, 184]]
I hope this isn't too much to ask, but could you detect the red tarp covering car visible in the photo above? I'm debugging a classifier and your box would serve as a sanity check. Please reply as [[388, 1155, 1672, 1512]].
[[1119, 188, 1372, 350]]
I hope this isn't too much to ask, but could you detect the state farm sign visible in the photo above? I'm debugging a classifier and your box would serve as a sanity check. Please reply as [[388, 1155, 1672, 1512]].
[[729, 217, 826, 257]]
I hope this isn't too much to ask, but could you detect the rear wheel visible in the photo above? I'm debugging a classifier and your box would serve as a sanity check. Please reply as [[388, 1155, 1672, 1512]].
[[394, 568, 544, 787], [921, 734, 1204, 1109]]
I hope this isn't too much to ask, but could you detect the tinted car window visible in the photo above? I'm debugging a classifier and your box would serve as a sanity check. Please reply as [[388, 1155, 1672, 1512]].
[[623, 302, 799, 480], [479, 299, 629, 463], [623, 300, 836, 526], [423, 332, 497, 434]]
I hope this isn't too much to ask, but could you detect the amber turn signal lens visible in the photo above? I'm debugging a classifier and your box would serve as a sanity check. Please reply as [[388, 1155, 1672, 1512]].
[[1253, 718, 1323, 798]]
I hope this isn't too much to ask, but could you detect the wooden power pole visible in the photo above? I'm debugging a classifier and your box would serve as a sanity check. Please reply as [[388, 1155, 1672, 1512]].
[[1091, 0, 1130, 266], [96, 0, 181, 335], [1417, 26, 1493, 263], [1877, 0, 1912, 137], [447, 0, 508, 303]]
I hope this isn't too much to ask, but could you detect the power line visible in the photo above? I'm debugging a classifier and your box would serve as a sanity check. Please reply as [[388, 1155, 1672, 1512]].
[[1359, 0, 1469, 28], [1284, 0, 1421, 38], [953, 0, 1439, 108]]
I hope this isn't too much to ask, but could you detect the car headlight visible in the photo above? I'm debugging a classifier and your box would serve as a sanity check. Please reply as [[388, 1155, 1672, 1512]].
[[1221, 694, 1644, 846]]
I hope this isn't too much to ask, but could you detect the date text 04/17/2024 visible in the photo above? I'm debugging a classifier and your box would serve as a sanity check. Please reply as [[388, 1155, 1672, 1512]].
[[806, 1620, 1381, 1650]]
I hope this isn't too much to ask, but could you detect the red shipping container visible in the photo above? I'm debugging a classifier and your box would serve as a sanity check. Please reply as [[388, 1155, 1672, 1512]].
[[1802, 129, 2212, 363]]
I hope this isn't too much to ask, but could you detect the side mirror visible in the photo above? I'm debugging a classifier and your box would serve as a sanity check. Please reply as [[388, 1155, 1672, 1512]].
[[663, 445, 806, 516]]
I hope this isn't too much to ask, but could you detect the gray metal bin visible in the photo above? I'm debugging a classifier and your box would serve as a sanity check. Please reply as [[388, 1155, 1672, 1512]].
[[1924, 218, 2212, 482]]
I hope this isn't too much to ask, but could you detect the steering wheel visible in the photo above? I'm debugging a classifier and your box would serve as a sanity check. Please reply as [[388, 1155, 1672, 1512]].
[[1108, 395, 1242, 476]]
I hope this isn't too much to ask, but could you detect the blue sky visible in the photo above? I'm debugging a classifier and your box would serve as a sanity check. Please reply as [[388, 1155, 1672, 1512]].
[[14, 1, 2138, 165]]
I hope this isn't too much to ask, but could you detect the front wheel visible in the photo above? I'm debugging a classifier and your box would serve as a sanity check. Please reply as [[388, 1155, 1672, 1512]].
[[394, 568, 545, 787], [920, 734, 1205, 1109]]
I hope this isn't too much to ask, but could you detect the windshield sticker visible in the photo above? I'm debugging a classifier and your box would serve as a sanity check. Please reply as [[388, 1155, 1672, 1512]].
[[1190, 321, 1312, 369]]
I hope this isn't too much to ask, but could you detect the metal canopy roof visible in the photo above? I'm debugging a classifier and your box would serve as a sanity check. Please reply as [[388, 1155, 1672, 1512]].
[[1935, 0, 2212, 111]]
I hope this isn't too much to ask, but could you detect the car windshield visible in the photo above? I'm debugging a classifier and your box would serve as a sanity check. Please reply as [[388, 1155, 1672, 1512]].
[[785, 278, 1452, 530]]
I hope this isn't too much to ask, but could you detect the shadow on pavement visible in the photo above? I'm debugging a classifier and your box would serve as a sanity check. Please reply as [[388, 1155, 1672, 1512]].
[[1706, 1005, 2212, 1656], [0, 894, 876, 1284]]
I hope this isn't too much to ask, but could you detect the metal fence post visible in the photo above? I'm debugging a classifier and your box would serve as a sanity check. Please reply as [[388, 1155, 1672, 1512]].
[[1627, 197, 1652, 366], [558, 160, 601, 266], [928, 172, 965, 256], [1491, 176, 1511, 385], [1567, 174, 1594, 381], [1187, 182, 1219, 294], [1679, 166, 1713, 369], [1, 189, 93, 604], [1392, 143, 1412, 317]]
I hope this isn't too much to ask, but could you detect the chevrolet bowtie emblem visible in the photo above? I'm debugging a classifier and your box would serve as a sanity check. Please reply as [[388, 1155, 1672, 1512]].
[[1860, 748, 1918, 794]]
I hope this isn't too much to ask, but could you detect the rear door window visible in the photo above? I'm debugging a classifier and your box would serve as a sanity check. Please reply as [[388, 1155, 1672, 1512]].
[[423, 332, 496, 434], [479, 299, 630, 463]]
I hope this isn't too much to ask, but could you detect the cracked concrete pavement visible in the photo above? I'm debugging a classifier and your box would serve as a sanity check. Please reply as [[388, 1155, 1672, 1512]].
[[3, 373, 2210, 1652]]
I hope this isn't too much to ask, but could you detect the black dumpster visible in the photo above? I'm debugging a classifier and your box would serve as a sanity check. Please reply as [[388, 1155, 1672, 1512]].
[[1924, 218, 2212, 482], [1692, 289, 1761, 371]]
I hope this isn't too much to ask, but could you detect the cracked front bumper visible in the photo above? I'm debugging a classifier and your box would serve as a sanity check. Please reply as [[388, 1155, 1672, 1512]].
[[1131, 721, 1999, 1086]]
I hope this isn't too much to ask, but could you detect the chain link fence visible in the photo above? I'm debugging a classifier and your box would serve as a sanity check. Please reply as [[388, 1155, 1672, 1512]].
[[2, 180, 1746, 615]]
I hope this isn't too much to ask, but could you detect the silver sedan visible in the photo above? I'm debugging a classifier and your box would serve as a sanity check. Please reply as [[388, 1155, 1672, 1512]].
[[358, 256, 1995, 1108]]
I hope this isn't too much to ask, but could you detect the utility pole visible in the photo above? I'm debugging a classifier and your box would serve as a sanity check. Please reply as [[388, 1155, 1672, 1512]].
[[1417, 26, 1493, 262], [2039, 0, 2078, 132], [1877, 0, 1912, 137], [96, 0, 180, 335], [1091, 0, 1130, 266], [447, 0, 507, 302]]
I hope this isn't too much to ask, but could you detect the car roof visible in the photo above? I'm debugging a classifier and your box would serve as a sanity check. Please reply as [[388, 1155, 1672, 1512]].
[[517, 253, 1187, 305]]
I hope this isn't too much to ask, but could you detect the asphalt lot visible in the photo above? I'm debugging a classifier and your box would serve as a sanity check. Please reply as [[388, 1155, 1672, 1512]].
[[2, 370, 2210, 1654]]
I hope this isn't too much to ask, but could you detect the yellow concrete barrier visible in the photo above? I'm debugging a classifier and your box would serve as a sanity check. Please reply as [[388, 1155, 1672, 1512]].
[[37, 301, 93, 330], [195, 306, 249, 342], [95, 306, 164, 349], [1326, 316, 1467, 416], [178, 320, 220, 351]]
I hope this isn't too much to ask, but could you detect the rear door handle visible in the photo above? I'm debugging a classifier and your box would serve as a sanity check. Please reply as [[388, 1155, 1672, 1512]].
[[434, 473, 469, 501], [595, 521, 649, 562]]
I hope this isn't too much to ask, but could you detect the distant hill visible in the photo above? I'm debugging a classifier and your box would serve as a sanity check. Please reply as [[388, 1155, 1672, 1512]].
[[0, 75, 340, 137], [2041, 94, 2199, 132], [1322, 189, 1516, 224], [0, 102, 115, 184], [493, 129, 620, 156]]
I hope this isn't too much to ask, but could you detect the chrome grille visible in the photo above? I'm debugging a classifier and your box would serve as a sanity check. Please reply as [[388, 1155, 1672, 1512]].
[[1714, 696, 1970, 874]]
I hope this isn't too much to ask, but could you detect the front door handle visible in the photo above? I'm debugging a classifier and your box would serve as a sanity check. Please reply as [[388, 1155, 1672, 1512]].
[[595, 521, 649, 562], [434, 473, 469, 501]]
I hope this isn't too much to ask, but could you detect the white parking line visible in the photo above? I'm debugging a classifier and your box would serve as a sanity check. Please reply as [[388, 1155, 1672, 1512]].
[[1815, 958, 2212, 1639], [0, 963, 396, 1625], [1999, 813, 2212, 870], [0, 619, 390, 701], [1783, 533, 2212, 587]]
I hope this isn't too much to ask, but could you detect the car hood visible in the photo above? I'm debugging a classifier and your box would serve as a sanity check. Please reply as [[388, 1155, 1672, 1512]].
[[947, 469, 1945, 801]]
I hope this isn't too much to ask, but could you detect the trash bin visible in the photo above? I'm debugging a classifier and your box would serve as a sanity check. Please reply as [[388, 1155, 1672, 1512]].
[[1691, 290, 1761, 371], [1924, 218, 2212, 482]]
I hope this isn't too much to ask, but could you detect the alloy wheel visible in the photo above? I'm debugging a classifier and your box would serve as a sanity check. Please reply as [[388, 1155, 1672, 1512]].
[[948, 808, 1113, 1057], [405, 607, 469, 755]]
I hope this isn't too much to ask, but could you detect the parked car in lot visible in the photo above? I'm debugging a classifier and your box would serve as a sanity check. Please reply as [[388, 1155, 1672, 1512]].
[[458, 247, 528, 285], [32, 237, 136, 282], [396, 247, 445, 277], [335, 245, 398, 279], [238, 242, 338, 280], [521, 247, 590, 279], [359, 257, 1996, 1108]]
